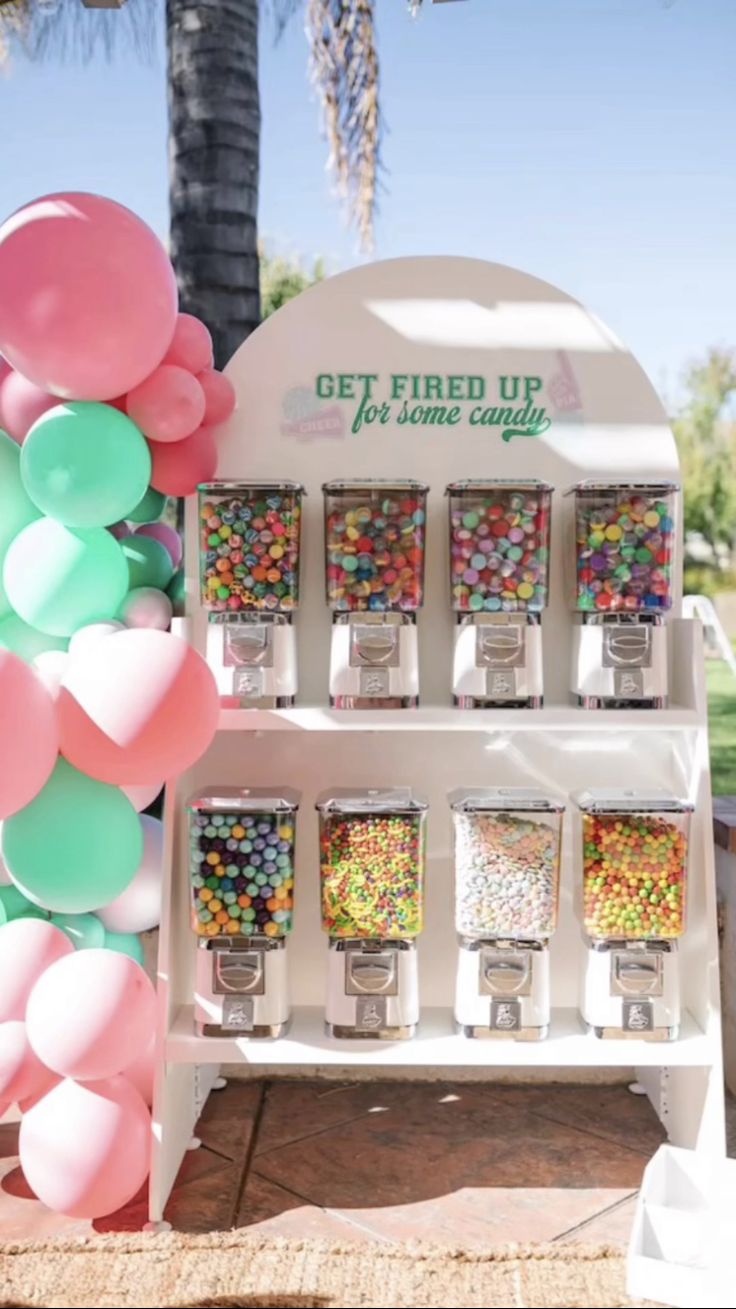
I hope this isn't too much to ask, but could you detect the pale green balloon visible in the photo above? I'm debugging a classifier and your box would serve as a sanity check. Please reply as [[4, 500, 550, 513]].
[[167, 567, 186, 617], [0, 885, 49, 922], [0, 429, 40, 619], [0, 612, 68, 661], [50, 912, 106, 950], [21, 402, 151, 528], [122, 534, 173, 591], [103, 930, 144, 965], [2, 758, 143, 914], [127, 486, 166, 524], [2, 517, 129, 636]]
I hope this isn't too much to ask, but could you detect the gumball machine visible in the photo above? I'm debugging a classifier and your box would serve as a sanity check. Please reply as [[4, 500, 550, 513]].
[[574, 790, 692, 1040], [322, 480, 428, 708], [198, 481, 304, 706], [316, 788, 428, 1038], [446, 481, 553, 707], [567, 481, 679, 708], [450, 789, 564, 1039], [187, 787, 299, 1037]]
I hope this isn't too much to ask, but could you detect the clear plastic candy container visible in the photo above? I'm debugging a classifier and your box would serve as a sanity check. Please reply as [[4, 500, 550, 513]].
[[323, 480, 428, 613], [569, 481, 678, 614], [187, 788, 299, 939], [198, 481, 304, 614], [316, 788, 428, 938], [447, 481, 552, 613], [450, 789, 564, 940], [575, 790, 692, 941]]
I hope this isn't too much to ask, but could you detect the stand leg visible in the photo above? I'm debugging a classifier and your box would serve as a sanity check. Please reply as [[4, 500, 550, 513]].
[[148, 1062, 221, 1223], [635, 1065, 726, 1152]]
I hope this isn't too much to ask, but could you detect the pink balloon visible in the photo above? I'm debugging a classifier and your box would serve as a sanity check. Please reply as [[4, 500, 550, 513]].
[[126, 364, 205, 444], [119, 586, 173, 632], [121, 780, 164, 812], [0, 1021, 56, 1105], [58, 628, 219, 785], [0, 371, 56, 444], [19, 1073, 61, 1114], [122, 1036, 155, 1107], [198, 368, 237, 426], [26, 949, 156, 1080], [148, 425, 217, 497], [163, 313, 213, 375], [134, 521, 182, 568], [0, 193, 178, 400], [0, 652, 59, 819], [0, 920, 74, 1022], [20, 1075, 151, 1218]]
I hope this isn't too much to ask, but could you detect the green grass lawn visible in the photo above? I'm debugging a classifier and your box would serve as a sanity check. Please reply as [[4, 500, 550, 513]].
[[707, 659, 736, 794]]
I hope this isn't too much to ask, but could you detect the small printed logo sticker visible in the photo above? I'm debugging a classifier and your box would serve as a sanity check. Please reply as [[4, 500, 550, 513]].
[[281, 386, 345, 440], [491, 999, 522, 1031]]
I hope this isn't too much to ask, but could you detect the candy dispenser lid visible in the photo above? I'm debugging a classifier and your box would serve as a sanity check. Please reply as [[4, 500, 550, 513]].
[[187, 787, 301, 813], [564, 479, 680, 495], [445, 479, 553, 494], [198, 480, 306, 494], [322, 479, 429, 493], [315, 787, 428, 814], [449, 786, 564, 813], [573, 788, 693, 814]]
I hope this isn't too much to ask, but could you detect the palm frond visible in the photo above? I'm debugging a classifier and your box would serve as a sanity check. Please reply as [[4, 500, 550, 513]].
[[306, 0, 381, 252], [2, 0, 156, 64]]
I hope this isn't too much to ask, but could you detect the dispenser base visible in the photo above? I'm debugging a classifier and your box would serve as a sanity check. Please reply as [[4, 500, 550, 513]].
[[331, 695, 418, 710], [576, 693, 666, 711], [454, 694, 543, 710], [325, 1021, 416, 1041], [457, 1021, 549, 1042], [588, 1022, 679, 1042], [197, 1017, 292, 1040]]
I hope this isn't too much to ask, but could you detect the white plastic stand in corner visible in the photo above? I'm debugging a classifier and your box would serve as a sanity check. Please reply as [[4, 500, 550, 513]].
[[628, 1146, 736, 1308], [148, 256, 726, 1226]]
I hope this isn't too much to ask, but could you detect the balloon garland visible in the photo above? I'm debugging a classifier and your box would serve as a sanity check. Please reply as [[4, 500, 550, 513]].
[[0, 192, 234, 1219]]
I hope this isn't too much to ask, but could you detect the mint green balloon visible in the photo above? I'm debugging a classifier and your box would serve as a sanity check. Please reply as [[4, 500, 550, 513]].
[[0, 612, 68, 661], [122, 534, 173, 591], [103, 929, 144, 965], [2, 758, 143, 914], [127, 485, 166, 524], [0, 885, 49, 922], [167, 567, 186, 616], [50, 912, 106, 950], [3, 517, 129, 636], [0, 429, 40, 619], [21, 403, 151, 528]]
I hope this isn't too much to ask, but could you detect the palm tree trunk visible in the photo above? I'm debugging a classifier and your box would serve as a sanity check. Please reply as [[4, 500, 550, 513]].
[[166, 0, 261, 369]]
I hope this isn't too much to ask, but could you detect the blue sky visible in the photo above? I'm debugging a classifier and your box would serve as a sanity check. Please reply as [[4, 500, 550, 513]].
[[2, 0, 734, 401]]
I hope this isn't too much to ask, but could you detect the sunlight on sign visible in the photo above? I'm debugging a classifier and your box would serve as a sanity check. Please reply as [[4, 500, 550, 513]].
[[365, 298, 623, 353]]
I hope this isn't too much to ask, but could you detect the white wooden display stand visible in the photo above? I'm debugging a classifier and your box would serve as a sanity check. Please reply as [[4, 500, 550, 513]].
[[149, 258, 725, 1224]]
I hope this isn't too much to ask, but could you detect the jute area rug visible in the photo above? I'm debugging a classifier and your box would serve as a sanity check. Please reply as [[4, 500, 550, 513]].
[[0, 1232, 662, 1309]]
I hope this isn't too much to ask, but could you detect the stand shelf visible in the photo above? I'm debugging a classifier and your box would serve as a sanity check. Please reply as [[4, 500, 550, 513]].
[[218, 704, 701, 733]]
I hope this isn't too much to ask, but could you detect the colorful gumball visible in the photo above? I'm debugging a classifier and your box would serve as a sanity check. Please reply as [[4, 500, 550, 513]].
[[122, 535, 174, 591], [3, 518, 129, 637], [25, 949, 156, 1081], [126, 364, 205, 444], [97, 815, 163, 935], [164, 313, 213, 374], [0, 1021, 57, 1105], [58, 629, 219, 785], [118, 586, 173, 631], [0, 371, 56, 444], [0, 920, 73, 1022], [133, 521, 182, 568], [148, 425, 217, 497], [19, 1075, 151, 1218], [197, 368, 236, 426], [0, 192, 178, 400], [0, 652, 58, 820], [2, 758, 143, 913], [0, 429, 39, 619]]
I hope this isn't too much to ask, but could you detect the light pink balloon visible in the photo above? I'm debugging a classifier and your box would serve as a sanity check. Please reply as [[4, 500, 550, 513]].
[[163, 313, 213, 375], [0, 920, 74, 1022], [126, 364, 205, 444], [97, 815, 163, 934], [122, 1036, 155, 1107], [0, 371, 56, 444], [197, 368, 237, 426], [148, 425, 217, 497], [0, 652, 59, 819], [0, 193, 178, 400], [32, 649, 70, 700], [58, 629, 219, 785], [0, 1021, 56, 1105], [20, 1075, 151, 1218], [119, 586, 173, 632], [121, 780, 164, 812], [19, 1073, 61, 1114], [26, 949, 156, 1080], [133, 521, 182, 568]]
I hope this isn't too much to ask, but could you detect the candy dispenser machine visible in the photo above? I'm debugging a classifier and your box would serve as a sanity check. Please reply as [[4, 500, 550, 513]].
[[450, 789, 564, 1039], [187, 788, 300, 1037], [198, 481, 304, 706], [567, 481, 679, 708], [574, 790, 692, 1040], [316, 789, 428, 1038], [323, 480, 428, 708], [446, 482, 553, 708]]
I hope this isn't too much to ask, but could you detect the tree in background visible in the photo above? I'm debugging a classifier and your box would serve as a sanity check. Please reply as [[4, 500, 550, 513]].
[[260, 247, 325, 319], [674, 348, 736, 591]]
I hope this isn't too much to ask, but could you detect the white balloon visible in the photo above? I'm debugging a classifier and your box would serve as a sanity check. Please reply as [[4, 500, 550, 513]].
[[68, 621, 124, 660], [119, 587, 173, 631], [96, 814, 163, 934], [121, 780, 164, 812], [32, 650, 70, 700]]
